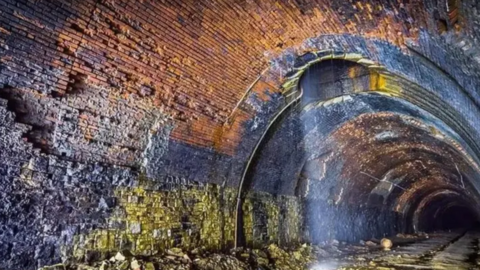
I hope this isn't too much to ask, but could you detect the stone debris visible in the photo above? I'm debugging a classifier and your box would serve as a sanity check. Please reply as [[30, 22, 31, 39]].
[[380, 238, 393, 251], [167, 248, 185, 257], [396, 232, 429, 239], [40, 242, 366, 270], [365, 241, 377, 247], [113, 252, 126, 262], [194, 254, 249, 270], [130, 259, 140, 270]]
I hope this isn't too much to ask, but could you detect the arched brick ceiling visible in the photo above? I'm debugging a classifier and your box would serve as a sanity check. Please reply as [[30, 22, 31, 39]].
[[0, 0, 436, 163]]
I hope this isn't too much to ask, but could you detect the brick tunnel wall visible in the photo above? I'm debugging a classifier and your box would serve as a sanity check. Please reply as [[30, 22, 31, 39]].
[[0, 98, 303, 269], [1, 0, 480, 269], [0, 0, 427, 167]]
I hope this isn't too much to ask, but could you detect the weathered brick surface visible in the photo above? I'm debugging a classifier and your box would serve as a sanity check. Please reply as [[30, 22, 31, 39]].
[[0, 0, 477, 180], [0, 0, 430, 164], [0, 98, 302, 269], [2, 0, 480, 269]]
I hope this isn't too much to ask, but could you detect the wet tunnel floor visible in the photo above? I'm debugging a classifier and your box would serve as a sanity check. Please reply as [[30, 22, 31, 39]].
[[323, 232, 480, 270]]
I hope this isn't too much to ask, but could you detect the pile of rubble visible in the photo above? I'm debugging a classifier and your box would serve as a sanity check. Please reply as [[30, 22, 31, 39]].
[[39, 243, 330, 270], [40, 236, 413, 270]]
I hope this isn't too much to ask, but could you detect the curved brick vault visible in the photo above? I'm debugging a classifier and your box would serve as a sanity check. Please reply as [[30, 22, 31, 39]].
[[2, 0, 480, 269]]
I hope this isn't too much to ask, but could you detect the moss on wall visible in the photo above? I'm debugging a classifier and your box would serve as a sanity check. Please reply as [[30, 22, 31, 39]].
[[69, 177, 303, 264], [243, 192, 303, 248]]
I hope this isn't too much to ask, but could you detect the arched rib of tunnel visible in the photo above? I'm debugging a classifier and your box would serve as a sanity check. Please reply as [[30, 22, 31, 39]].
[[237, 55, 480, 246]]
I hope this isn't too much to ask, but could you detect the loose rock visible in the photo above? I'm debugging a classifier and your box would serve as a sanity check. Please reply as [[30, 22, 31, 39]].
[[381, 238, 393, 250]]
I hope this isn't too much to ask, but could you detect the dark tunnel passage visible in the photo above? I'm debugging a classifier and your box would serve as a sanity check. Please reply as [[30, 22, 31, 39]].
[[414, 190, 480, 232], [240, 54, 480, 246], [436, 206, 480, 231]]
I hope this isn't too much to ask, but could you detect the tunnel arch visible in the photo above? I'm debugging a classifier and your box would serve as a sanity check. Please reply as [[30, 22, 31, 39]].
[[235, 51, 480, 247], [234, 51, 390, 247]]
